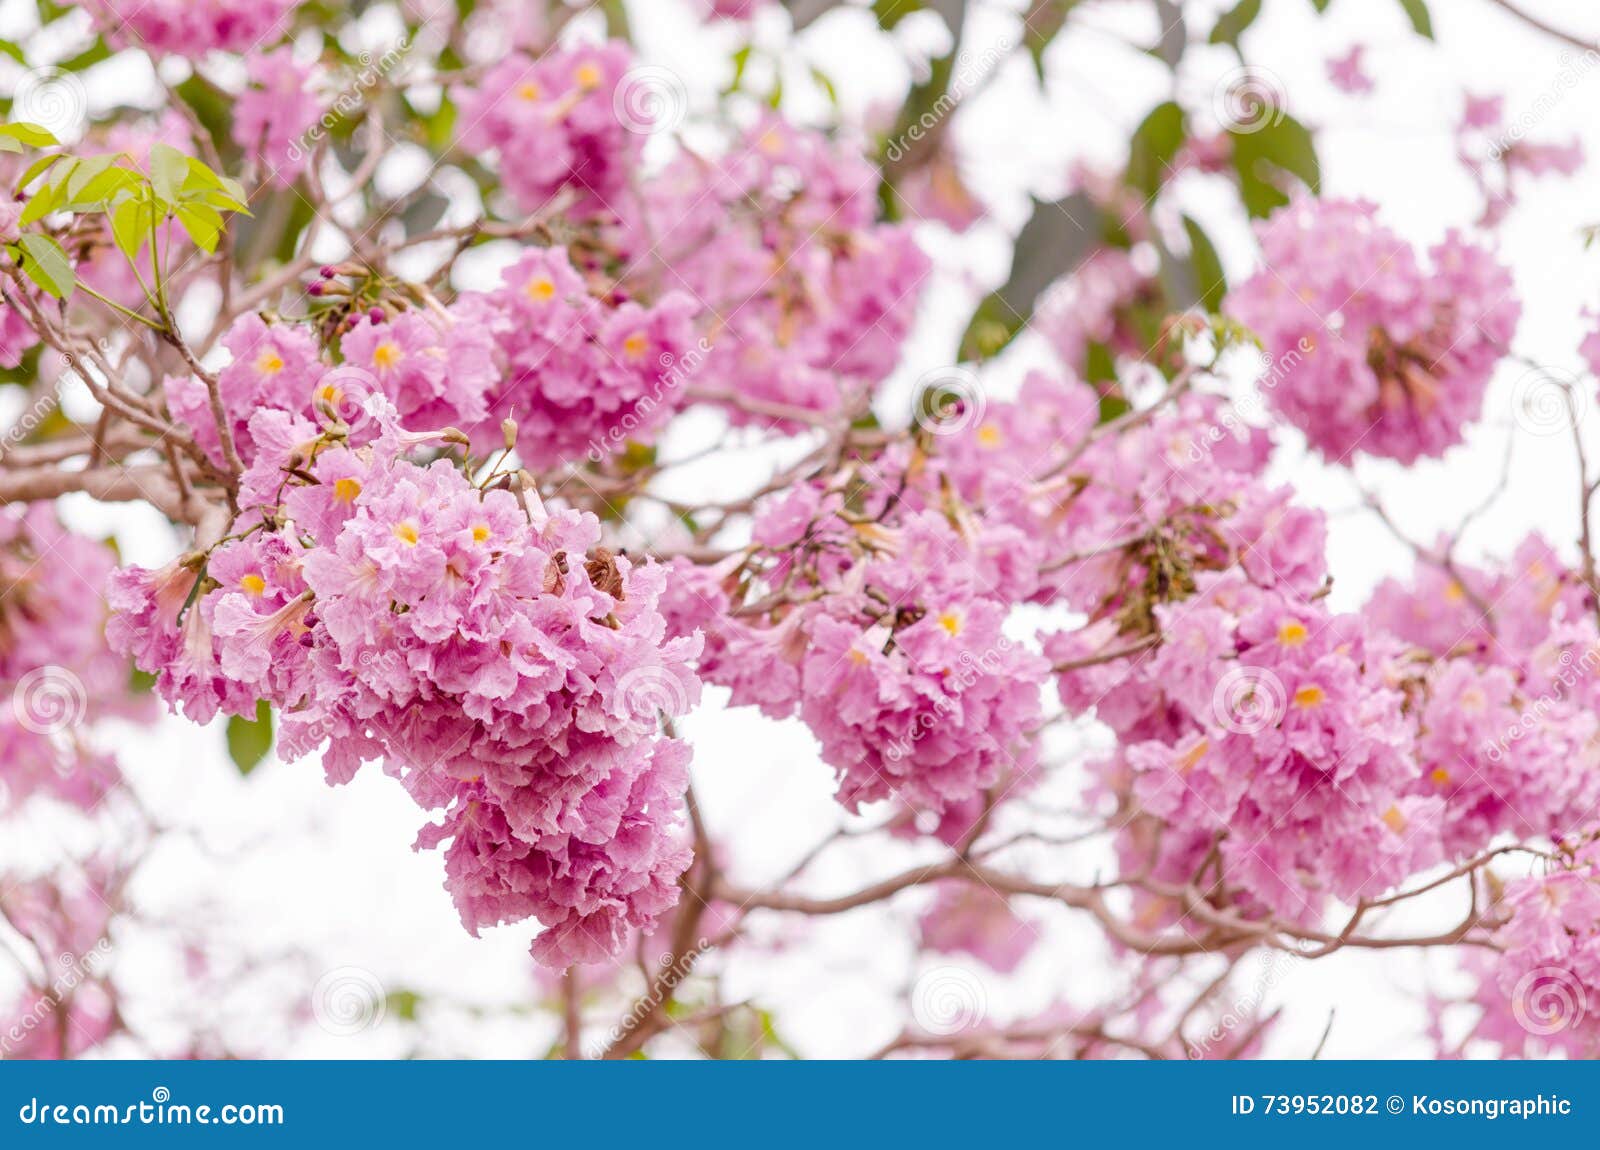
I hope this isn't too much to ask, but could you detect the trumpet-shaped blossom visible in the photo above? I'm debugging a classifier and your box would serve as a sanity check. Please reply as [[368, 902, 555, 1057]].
[[1229, 197, 1519, 464], [116, 404, 702, 966]]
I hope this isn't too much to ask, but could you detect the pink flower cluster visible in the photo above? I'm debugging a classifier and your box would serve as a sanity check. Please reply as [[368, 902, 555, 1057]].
[[165, 258, 699, 479], [1229, 197, 1519, 464], [0, 506, 135, 810], [630, 116, 928, 422], [0, 865, 118, 1059], [666, 483, 1047, 822], [1091, 571, 1434, 923], [454, 42, 640, 216], [164, 314, 325, 469], [113, 404, 701, 966], [918, 882, 1040, 973], [479, 248, 699, 468], [1464, 842, 1600, 1057], [75, 0, 296, 57], [0, 294, 40, 368], [1457, 93, 1584, 228], [1367, 536, 1600, 860], [231, 48, 324, 186]]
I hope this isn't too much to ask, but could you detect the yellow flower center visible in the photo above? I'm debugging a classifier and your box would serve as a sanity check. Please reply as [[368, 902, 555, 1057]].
[[333, 478, 362, 504], [1430, 767, 1451, 785], [1292, 684, 1325, 709], [1176, 738, 1209, 775], [240, 574, 267, 597], [938, 611, 962, 636], [1443, 580, 1466, 604], [517, 81, 542, 101], [471, 524, 490, 544], [372, 342, 403, 370], [255, 350, 285, 375], [1381, 805, 1407, 833], [574, 61, 602, 90], [527, 277, 557, 303], [393, 522, 419, 546], [847, 647, 869, 667], [623, 332, 649, 360], [976, 424, 1002, 448], [318, 383, 343, 406], [1277, 620, 1308, 647]]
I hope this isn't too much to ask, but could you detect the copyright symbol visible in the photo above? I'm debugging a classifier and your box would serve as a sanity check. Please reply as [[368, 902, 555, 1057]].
[[1386, 1095, 1404, 1114]]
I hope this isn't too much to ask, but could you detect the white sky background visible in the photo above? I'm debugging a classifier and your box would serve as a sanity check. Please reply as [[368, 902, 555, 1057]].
[[4, 0, 1600, 1058]]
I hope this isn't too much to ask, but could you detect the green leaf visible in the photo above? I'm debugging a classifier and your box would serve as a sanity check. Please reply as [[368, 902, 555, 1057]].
[[727, 44, 752, 94], [1149, 0, 1187, 69], [1309, 0, 1331, 11], [872, 0, 923, 29], [57, 39, 113, 73], [19, 174, 67, 225], [148, 143, 188, 204], [0, 122, 61, 148], [420, 94, 458, 154], [385, 989, 421, 1022], [1209, 0, 1262, 50], [62, 166, 139, 210], [111, 197, 152, 262], [65, 154, 114, 200], [1023, 1, 1076, 83], [15, 234, 74, 298], [14, 153, 63, 193], [178, 158, 249, 210], [1228, 111, 1320, 218], [174, 202, 223, 253], [809, 65, 838, 106], [958, 191, 1102, 361], [1126, 100, 1186, 197], [226, 700, 274, 775], [175, 204, 222, 254], [1398, 0, 1432, 37], [1181, 215, 1227, 311]]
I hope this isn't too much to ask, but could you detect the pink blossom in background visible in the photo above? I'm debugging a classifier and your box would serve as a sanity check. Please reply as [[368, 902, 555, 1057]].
[[1327, 45, 1375, 94]]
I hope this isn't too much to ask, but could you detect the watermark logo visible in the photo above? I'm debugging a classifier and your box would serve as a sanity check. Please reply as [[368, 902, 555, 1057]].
[[310, 966, 386, 1037], [911, 966, 988, 1036], [1211, 665, 1286, 735], [612, 66, 687, 135], [1212, 66, 1287, 134], [13, 67, 87, 141]]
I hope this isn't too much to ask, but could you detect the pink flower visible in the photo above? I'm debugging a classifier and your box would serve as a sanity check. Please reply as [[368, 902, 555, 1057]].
[[0, 294, 41, 369], [627, 115, 928, 425], [1326, 45, 1374, 94], [474, 248, 698, 467], [453, 42, 640, 217], [340, 308, 497, 431], [1229, 197, 1518, 464], [232, 48, 323, 185], [918, 883, 1041, 973], [166, 314, 323, 466], [76, 0, 297, 57], [1462, 840, 1600, 1057], [121, 427, 706, 966], [0, 200, 21, 244]]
